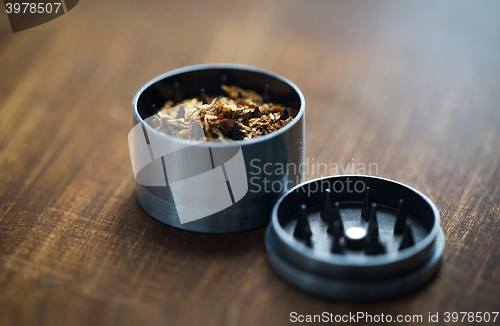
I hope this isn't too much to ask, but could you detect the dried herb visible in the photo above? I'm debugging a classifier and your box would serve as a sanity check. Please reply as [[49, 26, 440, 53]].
[[150, 85, 296, 142]]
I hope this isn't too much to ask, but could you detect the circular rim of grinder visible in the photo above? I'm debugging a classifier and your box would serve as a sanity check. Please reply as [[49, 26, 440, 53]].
[[265, 175, 445, 301]]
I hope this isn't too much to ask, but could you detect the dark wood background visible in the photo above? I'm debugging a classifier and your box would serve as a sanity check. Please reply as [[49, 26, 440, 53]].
[[1, 0, 499, 325]]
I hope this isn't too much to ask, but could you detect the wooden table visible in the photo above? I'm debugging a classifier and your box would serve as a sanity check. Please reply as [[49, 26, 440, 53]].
[[1, 1, 499, 325]]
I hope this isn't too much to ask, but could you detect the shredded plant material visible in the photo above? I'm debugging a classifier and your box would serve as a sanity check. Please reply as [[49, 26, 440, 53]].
[[149, 85, 296, 142]]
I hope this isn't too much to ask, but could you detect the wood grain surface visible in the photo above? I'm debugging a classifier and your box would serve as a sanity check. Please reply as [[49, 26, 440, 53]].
[[1, 0, 499, 325]]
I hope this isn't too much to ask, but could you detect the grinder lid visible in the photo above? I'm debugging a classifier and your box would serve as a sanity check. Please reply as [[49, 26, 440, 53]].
[[264, 175, 445, 301]]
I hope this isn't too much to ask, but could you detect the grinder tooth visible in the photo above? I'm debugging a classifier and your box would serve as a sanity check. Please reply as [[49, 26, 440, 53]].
[[320, 189, 332, 222], [305, 237, 313, 248], [394, 199, 406, 234], [399, 220, 415, 250], [331, 236, 344, 254], [361, 186, 370, 220], [232, 122, 242, 141], [176, 105, 185, 119], [263, 83, 270, 102], [327, 218, 344, 238], [150, 104, 158, 116], [280, 107, 289, 120], [367, 203, 379, 238], [252, 106, 262, 118], [174, 82, 182, 103], [366, 232, 385, 255], [200, 88, 206, 104], [332, 202, 342, 223], [293, 204, 312, 240], [220, 73, 228, 86], [190, 121, 205, 139]]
